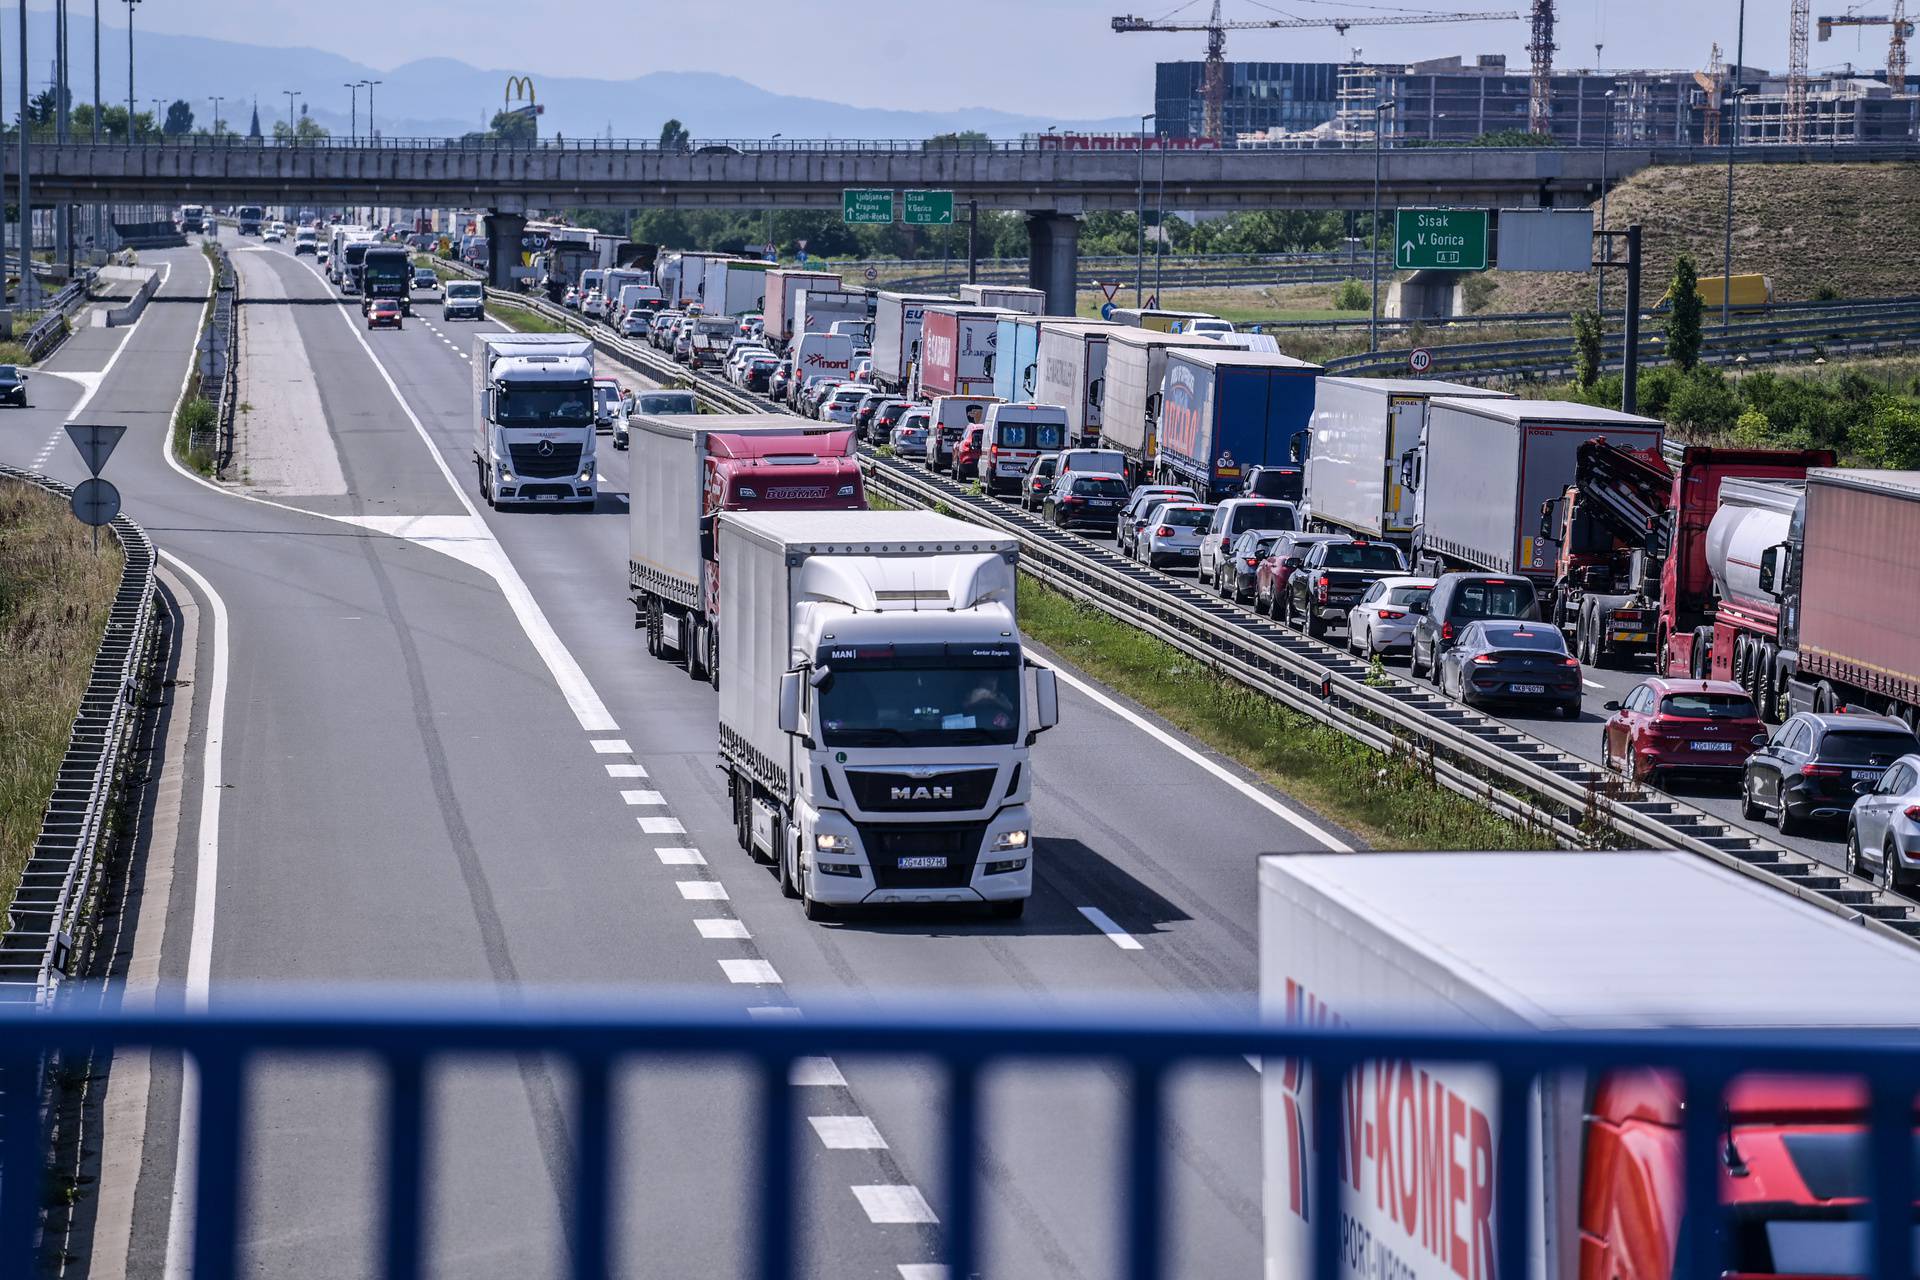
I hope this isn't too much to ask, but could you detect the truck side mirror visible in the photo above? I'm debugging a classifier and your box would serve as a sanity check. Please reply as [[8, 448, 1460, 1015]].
[[1759, 543, 1785, 596], [1031, 667, 1060, 740], [699, 514, 717, 562], [778, 671, 803, 735], [1538, 498, 1558, 541]]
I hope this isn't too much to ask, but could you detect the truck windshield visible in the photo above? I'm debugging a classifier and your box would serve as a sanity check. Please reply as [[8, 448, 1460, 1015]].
[[816, 651, 1022, 748], [447, 283, 481, 299], [496, 385, 593, 426]]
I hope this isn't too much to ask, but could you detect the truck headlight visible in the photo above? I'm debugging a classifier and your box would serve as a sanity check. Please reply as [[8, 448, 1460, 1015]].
[[815, 833, 853, 854], [578, 470, 593, 483], [498, 468, 515, 482], [990, 829, 1029, 852]]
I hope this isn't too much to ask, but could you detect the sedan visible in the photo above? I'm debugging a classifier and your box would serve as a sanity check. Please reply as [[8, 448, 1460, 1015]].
[[1044, 473, 1130, 532], [1848, 753, 1920, 892], [1021, 454, 1061, 512], [1347, 576, 1437, 659], [743, 357, 780, 393], [1137, 502, 1214, 570], [366, 298, 403, 329], [0, 364, 29, 406], [1744, 712, 1919, 836], [1218, 530, 1285, 604], [412, 267, 438, 292], [1600, 678, 1763, 788], [1435, 620, 1582, 717]]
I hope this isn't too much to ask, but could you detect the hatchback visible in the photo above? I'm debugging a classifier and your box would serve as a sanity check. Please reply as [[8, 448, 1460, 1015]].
[[821, 386, 868, 425], [1848, 753, 1920, 892], [872, 399, 912, 442], [890, 417, 930, 455], [1347, 576, 1437, 659], [1219, 530, 1286, 604], [1601, 679, 1763, 787], [1436, 620, 1582, 717], [954, 424, 988, 482], [1137, 502, 1215, 569], [1409, 573, 1540, 682], [621, 312, 653, 338], [1744, 712, 1920, 836], [592, 378, 623, 433], [366, 298, 403, 329], [1117, 485, 1192, 558], [1022, 455, 1062, 512], [0, 364, 29, 406], [1045, 473, 1130, 531], [743, 357, 780, 393]]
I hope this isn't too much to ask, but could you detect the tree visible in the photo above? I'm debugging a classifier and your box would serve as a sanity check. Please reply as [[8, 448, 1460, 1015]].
[[925, 130, 990, 150], [1571, 308, 1604, 388], [1665, 251, 1704, 372], [658, 118, 689, 151], [489, 109, 536, 143], [164, 99, 194, 136], [1472, 129, 1554, 147], [272, 116, 330, 142], [27, 86, 69, 126]]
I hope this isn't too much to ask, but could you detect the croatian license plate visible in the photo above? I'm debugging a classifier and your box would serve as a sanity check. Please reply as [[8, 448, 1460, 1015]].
[[898, 855, 948, 870], [1511, 683, 1545, 694], [1612, 631, 1650, 643], [1692, 741, 1734, 752], [1853, 768, 1884, 782], [1091, 499, 1118, 507]]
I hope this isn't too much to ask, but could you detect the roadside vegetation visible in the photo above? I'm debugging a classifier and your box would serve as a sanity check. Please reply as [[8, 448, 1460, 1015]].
[[486, 301, 568, 335], [0, 479, 124, 916]]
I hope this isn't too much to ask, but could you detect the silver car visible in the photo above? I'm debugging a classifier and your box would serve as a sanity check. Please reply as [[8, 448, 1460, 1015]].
[[1136, 500, 1215, 570], [1347, 575, 1439, 658], [1848, 752, 1920, 893], [890, 416, 930, 455], [1117, 485, 1193, 559]]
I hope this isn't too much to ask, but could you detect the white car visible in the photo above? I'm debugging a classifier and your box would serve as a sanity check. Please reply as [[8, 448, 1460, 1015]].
[[727, 345, 773, 383], [1347, 575, 1439, 659], [820, 385, 868, 424], [1117, 484, 1193, 559], [1198, 498, 1299, 589], [263, 226, 284, 243], [582, 290, 608, 318]]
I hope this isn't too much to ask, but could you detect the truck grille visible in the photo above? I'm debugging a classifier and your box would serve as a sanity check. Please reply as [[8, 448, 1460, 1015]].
[[857, 822, 987, 890], [508, 442, 583, 479], [844, 767, 997, 812]]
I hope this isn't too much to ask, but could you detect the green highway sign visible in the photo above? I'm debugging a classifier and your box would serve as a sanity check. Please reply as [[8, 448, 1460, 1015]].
[[1394, 208, 1489, 271], [843, 188, 895, 224], [902, 190, 955, 226]]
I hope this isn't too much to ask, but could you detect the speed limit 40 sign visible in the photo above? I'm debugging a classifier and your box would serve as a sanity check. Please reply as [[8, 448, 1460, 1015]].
[[1408, 347, 1433, 374]]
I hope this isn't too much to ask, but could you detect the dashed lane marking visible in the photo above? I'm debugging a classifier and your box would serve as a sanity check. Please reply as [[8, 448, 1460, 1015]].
[[852, 1186, 939, 1225], [898, 1267, 950, 1280], [638, 815, 686, 835], [719, 958, 782, 985], [677, 881, 728, 901], [791, 1058, 846, 1087], [749, 1006, 803, 1020], [694, 918, 749, 939], [809, 1116, 888, 1150], [620, 789, 667, 806], [603, 763, 648, 778], [1078, 906, 1145, 951], [654, 846, 706, 866], [591, 739, 633, 754]]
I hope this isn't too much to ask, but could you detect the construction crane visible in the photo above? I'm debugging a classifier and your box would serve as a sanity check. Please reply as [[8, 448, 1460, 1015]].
[[1529, 0, 1556, 135], [1696, 43, 1725, 145], [1819, 3, 1913, 94], [1789, 0, 1812, 140], [1112, 1, 1525, 141]]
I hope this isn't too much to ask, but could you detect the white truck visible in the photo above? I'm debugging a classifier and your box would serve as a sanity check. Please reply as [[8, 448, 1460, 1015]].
[[717, 510, 1058, 920], [471, 334, 599, 509], [764, 270, 844, 348], [958, 283, 1046, 314], [1100, 328, 1244, 485], [1417, 398, 1663, 581], [1261, 849, 1920, 1280], [794, 289, 872, 347], [708, 259, 774, 317], [1034, 321, 1121, 448], [871, 291, 952, 392], [1301, 378, 1512, 546]]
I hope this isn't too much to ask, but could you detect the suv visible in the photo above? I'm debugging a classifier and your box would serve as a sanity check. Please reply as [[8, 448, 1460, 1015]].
[[1409, 573, 1540, 682], [1744, 712, 1919, 836], [1241, 464, 1304, 504], [1044, 472, 1130, 532], [1283, 538, 1409, 639], [1198, 499, 1298, 589]]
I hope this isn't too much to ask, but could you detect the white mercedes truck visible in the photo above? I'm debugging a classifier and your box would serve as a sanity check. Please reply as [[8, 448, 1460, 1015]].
[[471, 333, 599, 509], [717, 510, 1059, 921]]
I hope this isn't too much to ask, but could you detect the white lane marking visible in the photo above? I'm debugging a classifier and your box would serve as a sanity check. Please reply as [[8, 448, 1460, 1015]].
[[1244, 1054, 1263, 1073], [591, 739, 633, 754], [620, 789, 666, 806], [1584, 679, 1605, 689], [899, 1267, 950, 1280], [638, 815, 686, 834], [852, 1185, 939, 1225], [719, 958, 783, 985], [1077, 906, 1145, 951], [809, 1116, 888, 1150], [791, 1057, 845, 1086], [155, 548, 230, 1280], [603, 762, 648, 778], [677, 881, 728, 901], [655, 846, 706, 866], [694, 918, 749, 939], [749, 1006, 803, 1020], [1042, 660, 1352, 852]]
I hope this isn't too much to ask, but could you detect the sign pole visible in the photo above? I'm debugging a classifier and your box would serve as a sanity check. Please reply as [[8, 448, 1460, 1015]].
[[1622, 224, 1643, 414], [967, 200, 978, 286]]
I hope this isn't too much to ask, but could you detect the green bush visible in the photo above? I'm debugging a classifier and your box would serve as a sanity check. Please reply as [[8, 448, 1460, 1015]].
[[1852, 395, 1920, 469], [1333, 278, 1369, 311], [1666, 368, 1741, 430], [1731, 408, 1773, 445], [1571, 308, 1603, 389], [1459, 274, 1497, 314], [1665, 252, 1704, 372]]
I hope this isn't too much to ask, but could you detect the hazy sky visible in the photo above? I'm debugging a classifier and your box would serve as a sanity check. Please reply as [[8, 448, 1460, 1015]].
[[53, 2, 1875, 118]]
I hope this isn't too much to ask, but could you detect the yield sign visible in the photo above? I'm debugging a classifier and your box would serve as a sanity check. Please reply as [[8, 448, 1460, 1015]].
[[1097, 280, 1120, 303], [66, 424, 128, 477]]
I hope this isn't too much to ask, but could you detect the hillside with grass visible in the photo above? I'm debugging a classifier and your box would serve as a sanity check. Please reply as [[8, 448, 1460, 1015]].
[[1481, 162, 1920, 313]]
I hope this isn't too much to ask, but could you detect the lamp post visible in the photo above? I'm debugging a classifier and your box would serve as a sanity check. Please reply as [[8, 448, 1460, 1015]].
[[17, 0, 34, 305], [364, 78, 381, 140], [123, 0, 138, 131], [283, 88, 300, 139], [1597, 89, 1616, 313], [1722, 0, 1747, 333], [1154, 132, 1168, 305], [1369, 96, 1396, 353], [1135, 111, 1152, 306], [210, 94, 222, 137]]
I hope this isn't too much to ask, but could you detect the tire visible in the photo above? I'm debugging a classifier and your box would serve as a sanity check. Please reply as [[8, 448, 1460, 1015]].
[[1815, 681, 1838, 714], [686, 618, 710, 682], [1278, 589, 1294, 630], [1888, 839, 1910, 895], [706, 624, 720, 691], [1304, 607, 1327, 640], [1843, 824, 1861, 878], [988, 898, 1027, 920], [1778, 797, 1805, 838], [1741, 776, 1766, 822], [1409, 640, 1426, 680], [779, 824, 801, 898], [1559, 699, 1582, 720], [645, 597, 663, 660]]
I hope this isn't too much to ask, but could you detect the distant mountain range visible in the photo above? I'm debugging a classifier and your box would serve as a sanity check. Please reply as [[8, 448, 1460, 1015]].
[[3, 9, 1136, 140]]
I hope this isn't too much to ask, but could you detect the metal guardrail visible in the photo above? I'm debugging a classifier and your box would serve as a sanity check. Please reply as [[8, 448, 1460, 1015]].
[[196, 242, 238, 466], [0, 467, 160, 1005], [5, 995, 1920, 1280], [20, 271, 94, 361]]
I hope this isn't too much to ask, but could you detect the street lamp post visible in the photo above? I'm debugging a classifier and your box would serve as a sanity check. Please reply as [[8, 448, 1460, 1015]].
[[364, 79, 381, 140], [1135, 112, 1152, 306], [123, 0, 139, 132], [283, 88, 300, 139], [1597, 89, 1616, 313], [1722, 0, 1747, 332], [346, 81, 362, 141], [210, 95, 222, 137], [1154, 132, 1168, 304], [17, 0, 34, 305], [1369, 97, 1395, 353]]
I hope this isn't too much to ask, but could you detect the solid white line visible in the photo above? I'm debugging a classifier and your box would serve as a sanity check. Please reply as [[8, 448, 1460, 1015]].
[[749, 1006, 803, 1020], [1041, 661, 1351, 852], [63, 261, 171, 425], [1078, 906, 1145, 951], [590, 739, 633, 754], [620, 789, 666, 806], [156, 549, 230, 1280], [1583, 679, 1605, 690], [852, 1185, 939, 1225], [790, 1057, 845, 1086], [677, 881, 728, 901], [638, 815, 686, 835], [809, 1116, 888, 1150], [654, 846, 706, 866], [603, 762, 647, 777], [899, 1267, 951, 1280], [719, 958, 782, 985], [694, 918, 749, 939]]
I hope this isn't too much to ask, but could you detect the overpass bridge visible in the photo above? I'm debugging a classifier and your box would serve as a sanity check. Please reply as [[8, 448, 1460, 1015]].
[[11, 137, 1914, 312]]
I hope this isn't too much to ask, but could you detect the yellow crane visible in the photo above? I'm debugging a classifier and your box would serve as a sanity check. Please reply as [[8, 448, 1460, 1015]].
[[1112, 1, 1525, 141], [1818, 3, 1913, 94]]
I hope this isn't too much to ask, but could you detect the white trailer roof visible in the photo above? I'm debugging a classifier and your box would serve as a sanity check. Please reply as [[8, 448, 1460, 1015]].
[[1319, 376, 1511, 398], [1428, 397, 1662, 429], [724, 509, 1016, 556], [630, 414, 826, 441], [1106, 328, 1235, 351], [1808, 467, 1920, 500], [1261, 851, 1920, 1029], [1169, 349, 1321, 372]]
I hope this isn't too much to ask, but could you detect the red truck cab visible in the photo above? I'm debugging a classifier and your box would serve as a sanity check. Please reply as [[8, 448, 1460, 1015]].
[[703, 428, 865, 513]]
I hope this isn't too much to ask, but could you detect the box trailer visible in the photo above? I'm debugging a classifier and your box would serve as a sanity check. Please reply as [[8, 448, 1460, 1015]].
[[1156, 350, 1322, 501], [1034, 322, 1121, 448], [794, 289, 872, 346], [1418, 398, 1663, 581], [1100, 329, 1244, 484], [766, 270, 844, 347], [712, 259, 774, 316], [919, 306, 1014, 399], [958, 283, 1046, 314], [1303, 377, 1512, 544], [1261, 849, 1920, 1280], [871, 291, 952, 392]]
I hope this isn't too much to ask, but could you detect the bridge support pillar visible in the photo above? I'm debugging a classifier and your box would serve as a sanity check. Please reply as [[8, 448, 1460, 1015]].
[[1025, 212, 1080, 317], [485, 211, 526, 290]]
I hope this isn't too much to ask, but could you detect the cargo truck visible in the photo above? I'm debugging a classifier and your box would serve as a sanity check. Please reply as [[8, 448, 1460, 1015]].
[[237, 204, 265, 235], [1156, 350, 1322, 501], [766, 270, 844, 348], [1262, 849, 1920, 1280], [1415, 399, 1663, 581], [178, 204, 207, 234], [359, 244, 413, 316], [716, 510, 1058, 920], [958, 283, 1045, 314], [1109, 307, 1215, 332], [919, 306, 1014, 400], [1301, 377, 1511, 546], [992, 315, 1081, 404], [471, 334, 600, 509], [629, 416, 865, 685], [1100, 329, 1245, 486], [794, 289, 872, 347], [1034, 322, 1121, 448], [871, 291, 952, 392], [1754, 468, 1920, 728]]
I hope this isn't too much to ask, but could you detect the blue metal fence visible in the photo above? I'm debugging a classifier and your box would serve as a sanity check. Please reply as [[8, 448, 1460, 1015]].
[[3, 996, 1916, 1280]]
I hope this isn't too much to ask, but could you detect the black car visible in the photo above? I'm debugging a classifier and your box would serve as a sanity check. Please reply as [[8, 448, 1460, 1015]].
[[855, 395, 903, 440], [1022, 454, 1061, 512], [1436, 620, 1583, 717], [1410, 573, 1540, 682], [1218, 530, 1285, 604], [743, 359, 779, 393], [1044, 472, 1130, 532], [1242, 463, 1304, 504], [872, 400, 912, 444], [0, 364, 27, 406], [1742, 712, 1920, 835], [1284, 537, 1409, 638]]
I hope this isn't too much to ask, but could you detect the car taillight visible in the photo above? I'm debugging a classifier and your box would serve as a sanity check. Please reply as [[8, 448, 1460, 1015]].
[[1561, 656, 1581, 667], [1157, 526, 1175, 536], [1063, 496, 1085, 506], [1801, 764, 1849, 777], [1441, 622, 1454, 641], [1612, 609, 1644, 622], [1315, 573, 1329, 602], [1472, 654, 1500, 665], [1377, 610, 1405, 620], [1245, 556, 1261, 567], [1906, 804, 1920, 821]]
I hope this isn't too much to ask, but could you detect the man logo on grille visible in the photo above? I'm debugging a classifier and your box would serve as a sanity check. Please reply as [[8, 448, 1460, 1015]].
[[537, 440, 554, 457], [891, 785, 954, 802]]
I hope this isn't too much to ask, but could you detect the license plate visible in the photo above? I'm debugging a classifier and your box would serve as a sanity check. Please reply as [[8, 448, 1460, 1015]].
[[1090, 499, 1118, 507], [1691, 741, 1734, 752], [1853, 768, 1885, 782], [1612, 631, 1649, 643], [1510, 683, 1545, 694], [898, 855, 948, 870]]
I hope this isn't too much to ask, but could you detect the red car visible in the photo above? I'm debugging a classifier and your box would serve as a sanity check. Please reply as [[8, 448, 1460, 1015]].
[[1601, 677, 1764, 787], [953, 423, 987, 482], [367, 298, 403, 330], [1253, 532, 1340, 618]]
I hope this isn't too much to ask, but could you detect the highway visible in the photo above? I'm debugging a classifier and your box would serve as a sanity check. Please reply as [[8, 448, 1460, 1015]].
[[4, 231, 1372, 1278]]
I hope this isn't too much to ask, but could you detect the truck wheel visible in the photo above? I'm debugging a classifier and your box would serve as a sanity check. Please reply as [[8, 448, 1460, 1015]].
[[989, 898, 1026, 921], [644, 598, 662, 658], [706, 626, 720, 691], [1756, 646, 1779, 721], [480, 461, 495, 508], [780, 825, 802, 898], [687, 620, 710, 682], [1814, 681, 1838, 714]]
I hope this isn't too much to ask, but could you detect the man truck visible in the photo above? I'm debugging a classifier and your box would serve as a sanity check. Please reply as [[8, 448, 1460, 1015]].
[[717, 510, 1058, 921], [471, 334, 599, 509]]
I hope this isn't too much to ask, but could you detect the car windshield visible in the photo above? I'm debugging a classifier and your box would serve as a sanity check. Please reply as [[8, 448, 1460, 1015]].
[[1660, 692, 1757, 718], [496, 385, 593, 425], [447, 284, 481, 298], [1229, 504, 1297, 535], [1323, 543, 1405, 570], [1818, 730, 1920, 765], [1453, 581, 1535, 619], [1158, 507, 1210, 528], [1072, 477, 1128, 498], [637, 393, 697, 414], [1481, 626, 1567, 652], [0, 365, 17, 379], [815, 649, 1022, 748]]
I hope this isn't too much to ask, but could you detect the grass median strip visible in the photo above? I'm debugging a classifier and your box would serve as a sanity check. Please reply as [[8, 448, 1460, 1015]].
[[486, 301, 569, 335], [1016, 579, 1549, 852], [0, 479, 125, 916]]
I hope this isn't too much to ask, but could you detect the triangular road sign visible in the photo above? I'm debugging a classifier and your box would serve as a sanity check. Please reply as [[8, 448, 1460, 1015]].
[[66, 424, 128, 477], [1099, 280, 1120, 303]]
